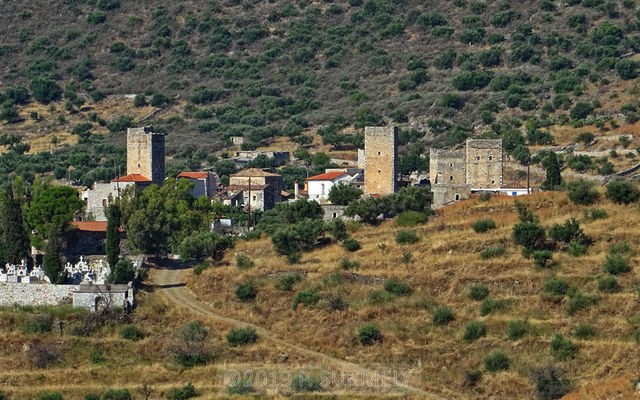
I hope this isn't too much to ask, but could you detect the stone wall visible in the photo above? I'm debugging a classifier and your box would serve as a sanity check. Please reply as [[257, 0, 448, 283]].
[[429, 149, 466, 185], [431, 184, 471, 209], [0, 283, 74, 307], [126, 126, 165, 185], [364, 126, 397, 195], [81, 183, 112, 221], [465, 139, 502, 188]]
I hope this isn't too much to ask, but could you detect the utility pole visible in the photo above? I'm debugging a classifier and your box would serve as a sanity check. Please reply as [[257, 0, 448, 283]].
[[247, 176, 251, 230], [527, 160, 531, 194]]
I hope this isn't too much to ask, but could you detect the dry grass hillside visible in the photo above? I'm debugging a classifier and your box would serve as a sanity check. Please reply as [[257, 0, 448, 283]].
[[188, 191, 640, 398]]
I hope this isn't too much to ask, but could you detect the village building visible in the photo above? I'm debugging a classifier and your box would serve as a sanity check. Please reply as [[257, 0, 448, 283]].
[[305, 171, 352, 202], [232, 150, 290, 168], [213, 168, 283, 212], [81, 174, 151, 221], [177, 171, 217, 198]]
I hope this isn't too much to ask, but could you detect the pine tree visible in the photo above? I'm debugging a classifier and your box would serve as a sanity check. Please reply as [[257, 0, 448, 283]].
[[0, 190, 30, 264], [43, 226, 63, 283], [106, 202, 121, 267], [542, 152, 563, 191]]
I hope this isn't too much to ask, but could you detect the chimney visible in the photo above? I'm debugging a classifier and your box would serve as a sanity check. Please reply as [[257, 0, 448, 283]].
[[294, 180, 299, 199]]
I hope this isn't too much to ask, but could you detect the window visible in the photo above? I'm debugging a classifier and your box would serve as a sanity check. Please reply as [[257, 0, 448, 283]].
[[476, 156, 480, 161], [491, 180, 495, 185], [332, 213, 337, 218], [321, 183, 325, 194], [449, 163, 453, 167], [489, 155, 493, 161], [455, 194, 460, 201], [252, 195, 256, 201], [137, 163, 141, 168], [102, 199, 107, 207], [377, 151, 381, 155], [449, 176, 453, 181], [378, 170, 381, 173]]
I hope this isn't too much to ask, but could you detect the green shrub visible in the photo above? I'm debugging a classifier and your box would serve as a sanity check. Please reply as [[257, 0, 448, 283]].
[[193, 262, 208, 275], [384, 279, 412, 296], [604, 254, 631, 275], [235, 282, 256, 301], [550, 333, 577, 360], [574, 323, 596, 339], [531, 365, 572, 400], [567, 180, 599, 205], [396, 211, 428, 226], [30, 77, 62, 104], [166, 383, 196, 400], [512, 221, 546, 251], [469, 284, 489, 301], [102, 389, 131, 400], [120, 324, 144, 341], [463, 321, 487, 342], [567, 241, 588, 257], [291, 373, 323, 392], [275, 273, 302, 291], [464, 369, 482, 386], [566, 292, 596, 315], [38, 393, 63, 400], [87, 11, 107, 24], [432, 305, 454, 326], [507, 319, 530, 340], [598, 276, 621, 293], [236, 253, 254, 270], [480, 298, 505, 316], [21, 315, 53, 334], [292, 290, 320, 310], [358, 324, 382, 345], [472, 219, 496, 233], [543, 278, 570, 296], [605, 181, 639, 204], [480, 246, 506, 259], [549, 219, 585, 245], [583, 207, 608, 220], [226, 327, 258, 346], [368, 289, 396, 305], [226, 378, 254, 395], [84, 394, 100, 400], [484, 351, 509, 372], [343, 237, 361, 252], [395, 230, 419, 244], [339, 258, 360, 270]]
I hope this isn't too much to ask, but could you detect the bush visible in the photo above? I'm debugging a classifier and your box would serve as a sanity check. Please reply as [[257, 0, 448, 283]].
[[395, 230, 419, 244], [567, 180, 599, 205], [598, 276, 621, 293], [469, 284, 489, 301], [550, 333, 577, 360], [235, 282, 256, 301], [120, 324, 143, 341], [102, 389, 131, 400], [463, 321, 487, 342], [583, 207, 608, 220], [604, 254, 631, 275], [236, 253, 254, 270], [291, 373, 323, 392], [567, 241, 588, 257], [543, 278, 570, 296], [396, 211, 428, 226], [29, 77, 62, 104], [339, 258, 360, 270], [507, 319, 530, 340], [226, 378, 254, 395], [472, 219, 496, 233], [566, 292, 596, 315], [292, 290, 320, 310], [605, 181, 639, 204], [512, 221, 546, 251], [464, 369, 482, 387], [21, 315, 53, 334], [484, 351, 509, 372], [87, 11, 107, 24], [531, 365, 572, 400], [38, 393, 64, 400], [166, 383, 196, 400], [368, 289, 396, 305], [358, 324, 382, 345], [384, 279, 412, 296], [275, 273, 302, 291], [193, 262, 208, 275], [574, 323, 596, 339], [329, 219, 348, 241], [343, 237, 361, 252], [480, 298, 505, 316], [480, 246, 506, 259], [226, 327, 258, 346], [432, 305, 454, 326]]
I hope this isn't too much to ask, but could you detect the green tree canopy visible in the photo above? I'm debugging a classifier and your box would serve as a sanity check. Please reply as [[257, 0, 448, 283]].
[[328, 182, 363, 206], [27, 185, 84, 244]]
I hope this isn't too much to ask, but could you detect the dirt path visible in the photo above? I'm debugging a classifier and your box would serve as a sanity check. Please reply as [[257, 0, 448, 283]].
[[152, 266, 446, 399]]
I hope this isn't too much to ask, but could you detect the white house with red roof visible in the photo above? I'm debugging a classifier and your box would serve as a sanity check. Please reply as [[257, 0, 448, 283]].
[[81, 174, 152, 221], [177, 172, 217, 198], [305, 171, 352, 202]]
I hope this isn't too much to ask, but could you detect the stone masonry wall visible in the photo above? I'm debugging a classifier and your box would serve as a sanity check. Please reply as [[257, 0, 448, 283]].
[[364, 126, 397, 195], [431, 184, 472, 209], [0, 283, 74, 307], [429, 149, 466, 185], [465, 139, 502, 188], [126, 126, 165, 185]]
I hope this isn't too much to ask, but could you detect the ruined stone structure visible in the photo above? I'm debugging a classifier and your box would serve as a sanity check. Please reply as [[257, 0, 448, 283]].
[[430, 139, 503, 208], [364, 126, 397, 195], [219, 168, 284, 211], [126, 126, 165, 186]]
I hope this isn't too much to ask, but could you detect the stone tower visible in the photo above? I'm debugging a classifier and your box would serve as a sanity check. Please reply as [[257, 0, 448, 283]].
[[364, 126, 397, 195], [465, 139, 502, 188], [126, 126, 165, 186]]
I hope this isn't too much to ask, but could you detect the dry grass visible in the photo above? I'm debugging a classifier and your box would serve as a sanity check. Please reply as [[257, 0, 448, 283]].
[[184, 191, 640, 399]]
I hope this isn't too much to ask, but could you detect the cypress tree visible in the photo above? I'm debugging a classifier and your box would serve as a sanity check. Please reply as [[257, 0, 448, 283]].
[[542, 152, 563, 191], [0, 190, 30, 264], [43, 226, 63, 283], [106, 203, 121, 267]]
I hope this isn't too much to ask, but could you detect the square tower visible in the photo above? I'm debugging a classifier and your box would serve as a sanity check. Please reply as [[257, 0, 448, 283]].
[[465, 139, 502, 188], [126, 126, 165, 186], [429, 148, 466, 185], [364, 126, 397, 195]]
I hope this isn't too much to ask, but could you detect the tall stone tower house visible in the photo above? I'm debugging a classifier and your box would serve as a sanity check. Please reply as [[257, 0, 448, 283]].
[[364, 126, 397, 195], [429, 149, 466, 185], [126, 126, 165, 186], [465, 139, 503, 188]]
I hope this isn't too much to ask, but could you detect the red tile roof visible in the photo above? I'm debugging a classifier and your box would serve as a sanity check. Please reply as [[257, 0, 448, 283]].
[[71, 221, 107, 232], [111, 174, 151, 183], [178, 172, 209, 179], [306, 171, 349, 181], [231, 168, 280, 177]]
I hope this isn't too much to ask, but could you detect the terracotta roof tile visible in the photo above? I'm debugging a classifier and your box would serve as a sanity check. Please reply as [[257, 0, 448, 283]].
[[231, 168, 281, 177], [306, 171, 349, 181], [71, 221, 107, 232], [111, 174, 152, 183], [178, 172, 209, 179]]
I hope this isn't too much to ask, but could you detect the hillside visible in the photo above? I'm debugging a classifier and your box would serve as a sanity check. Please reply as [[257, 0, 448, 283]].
[[3, 0, 640, 187]]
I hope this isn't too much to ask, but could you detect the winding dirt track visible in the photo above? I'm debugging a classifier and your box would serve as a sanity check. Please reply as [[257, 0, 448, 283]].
[[152, 266, 447, 399]]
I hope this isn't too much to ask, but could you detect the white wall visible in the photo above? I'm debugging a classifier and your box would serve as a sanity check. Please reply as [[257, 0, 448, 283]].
[[307, 176, 350, 201]]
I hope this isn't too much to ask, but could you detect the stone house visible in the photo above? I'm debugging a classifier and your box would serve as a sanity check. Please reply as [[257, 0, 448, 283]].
[[177, 172, 217, 198], [81, 174, 151, 221], [225, 168, 283, 211]]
